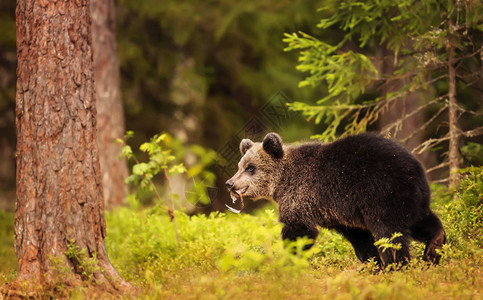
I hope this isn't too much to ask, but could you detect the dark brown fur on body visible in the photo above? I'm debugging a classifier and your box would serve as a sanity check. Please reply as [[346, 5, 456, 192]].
[[226, 132, 446, 267]]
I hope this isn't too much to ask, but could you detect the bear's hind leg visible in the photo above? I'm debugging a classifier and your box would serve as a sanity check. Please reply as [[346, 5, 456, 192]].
[[335, 227, 381, 264], [369, 225, 411, 268], [411, 212, 446, 264], [281, 222, 319, 250]]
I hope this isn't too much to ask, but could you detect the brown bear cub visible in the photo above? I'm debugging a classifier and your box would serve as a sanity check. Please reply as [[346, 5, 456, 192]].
[[226, 132, 446, 267]]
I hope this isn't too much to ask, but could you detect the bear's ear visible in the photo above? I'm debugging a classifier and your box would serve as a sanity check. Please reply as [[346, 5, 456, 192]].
[[240, 139, 254, 155], [262, 132, 284, 159]]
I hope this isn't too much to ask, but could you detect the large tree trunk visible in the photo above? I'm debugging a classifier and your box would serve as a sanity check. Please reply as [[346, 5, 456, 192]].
[[90, 0, 128, 207], [15, 0, 130, 291]]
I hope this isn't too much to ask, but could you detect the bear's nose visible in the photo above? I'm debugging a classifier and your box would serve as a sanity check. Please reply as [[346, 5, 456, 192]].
[[225, 179, 234, 189]]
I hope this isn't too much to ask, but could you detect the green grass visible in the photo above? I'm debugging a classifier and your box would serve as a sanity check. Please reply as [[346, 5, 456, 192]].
[[0, 211, 16, 285], [1, 167, 482, 298]]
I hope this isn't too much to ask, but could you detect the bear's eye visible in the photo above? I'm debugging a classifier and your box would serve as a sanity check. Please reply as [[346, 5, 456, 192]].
[[245, 164, 256, 175]]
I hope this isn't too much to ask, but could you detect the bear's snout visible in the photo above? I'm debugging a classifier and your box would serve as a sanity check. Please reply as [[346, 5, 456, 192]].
[[225, 179, 234, 190]]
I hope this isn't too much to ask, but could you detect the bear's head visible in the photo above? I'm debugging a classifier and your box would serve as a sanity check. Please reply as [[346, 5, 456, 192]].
[[225, 132, 284, 201]]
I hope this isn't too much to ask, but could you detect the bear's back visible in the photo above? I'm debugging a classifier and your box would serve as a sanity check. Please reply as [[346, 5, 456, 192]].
[[285, 133, 422, 173], [323, 133, 425, 179], [279, 133, 430, 219]]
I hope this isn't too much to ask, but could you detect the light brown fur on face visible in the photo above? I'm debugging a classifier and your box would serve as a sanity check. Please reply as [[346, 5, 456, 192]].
[[227, 143, 279, 201]]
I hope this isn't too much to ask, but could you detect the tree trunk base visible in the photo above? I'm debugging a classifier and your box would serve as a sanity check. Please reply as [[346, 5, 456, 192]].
[[6, 249, 134, 298], [2, 270, 133, 299]]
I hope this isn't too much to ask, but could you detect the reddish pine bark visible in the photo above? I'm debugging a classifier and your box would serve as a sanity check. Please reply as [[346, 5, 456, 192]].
[[90, 0, 128, 207], [15, 0, 130, 291]]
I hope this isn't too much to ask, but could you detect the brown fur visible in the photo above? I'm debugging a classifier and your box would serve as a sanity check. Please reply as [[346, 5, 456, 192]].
[[226, 132, 446, 267]]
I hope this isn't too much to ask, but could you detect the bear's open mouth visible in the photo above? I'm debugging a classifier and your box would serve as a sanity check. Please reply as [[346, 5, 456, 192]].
[[225, 190, 245, 214]]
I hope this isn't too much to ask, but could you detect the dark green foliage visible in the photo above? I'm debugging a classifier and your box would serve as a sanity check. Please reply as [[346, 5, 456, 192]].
[[441, 167, 483, 251], [284, 0, 483, 145], [0, 1, 15, 111], [0, 0, 331, 208], [461, 143, 483, 166], [115, 0, 327, 146]]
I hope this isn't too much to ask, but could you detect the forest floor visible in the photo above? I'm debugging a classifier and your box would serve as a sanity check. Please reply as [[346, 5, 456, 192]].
[[0, 169, 482, 299]]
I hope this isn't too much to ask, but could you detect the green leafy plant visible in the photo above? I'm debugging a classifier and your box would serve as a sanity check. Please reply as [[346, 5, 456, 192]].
[[443, 167, 483, 247], [118, 131, 217, 208], [64, 240, 102, 284], [374, 232, 404, 270], [118, 131, 187, 248], [374, 232, 403, 254], [48, 255, 74, 293], [118, 131, 187, 192], [118, 131, 218, 248]]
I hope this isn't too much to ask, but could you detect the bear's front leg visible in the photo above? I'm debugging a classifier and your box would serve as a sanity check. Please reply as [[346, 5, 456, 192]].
[[281, 222, 319, 250]]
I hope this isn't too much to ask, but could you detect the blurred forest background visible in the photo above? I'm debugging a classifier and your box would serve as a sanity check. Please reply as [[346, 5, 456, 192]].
[[0, 0, 482, 212]]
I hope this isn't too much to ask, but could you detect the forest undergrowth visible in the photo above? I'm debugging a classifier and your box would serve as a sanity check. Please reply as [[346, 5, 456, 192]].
[[0, 167, 481, 299]]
